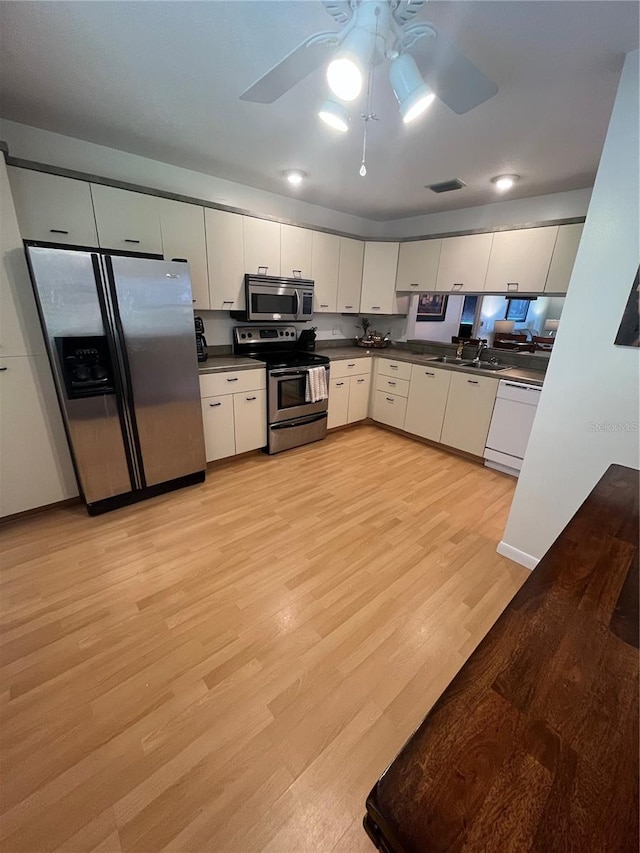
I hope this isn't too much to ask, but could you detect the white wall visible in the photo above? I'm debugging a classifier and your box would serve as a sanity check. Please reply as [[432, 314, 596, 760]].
[[409, 294, 464, 343], [498, 49, 640, 569]]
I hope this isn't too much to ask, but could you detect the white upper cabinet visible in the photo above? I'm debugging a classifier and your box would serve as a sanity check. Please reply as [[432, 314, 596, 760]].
[[8, 167, 98, 248], [311, 231, 340, 312], [484, 226, 558, 293], [436, 233, 494, 292], [91, 184, 163, 255], [205, 208, 246, 310], [544, 223, 584, 294], [336, 237, 364, 313], [243, 217, 281, 276], [360, 241, 400, 314], [395, 239, 442, 292], [280, 224, 312, 279], [159, 198, 209, 310]]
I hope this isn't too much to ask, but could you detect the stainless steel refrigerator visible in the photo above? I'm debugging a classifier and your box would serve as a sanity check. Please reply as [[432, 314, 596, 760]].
[[26, 246, 206, 514]]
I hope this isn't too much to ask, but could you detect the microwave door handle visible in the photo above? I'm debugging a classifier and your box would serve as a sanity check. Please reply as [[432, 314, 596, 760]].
[[295, 289, 302, 320]]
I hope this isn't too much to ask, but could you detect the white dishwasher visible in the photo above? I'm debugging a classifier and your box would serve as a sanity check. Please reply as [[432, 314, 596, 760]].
[[484, 380, 542, 476]]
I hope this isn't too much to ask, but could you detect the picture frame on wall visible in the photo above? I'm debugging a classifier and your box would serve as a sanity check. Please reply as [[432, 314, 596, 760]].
[[505, 298, 531, 322], [614, 268, 639, 348], [416, 294, 449, 322]]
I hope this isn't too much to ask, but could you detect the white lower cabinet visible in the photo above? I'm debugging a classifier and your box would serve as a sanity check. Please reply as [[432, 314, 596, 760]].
[[440, 372, 499, 456], [201, 394, 236, 461], [372, 390, 407, 429], [404, 364, 452, 442], [233, 390, 267, 454], [199, 368, 266, 461], [327, 357, 372, 428]]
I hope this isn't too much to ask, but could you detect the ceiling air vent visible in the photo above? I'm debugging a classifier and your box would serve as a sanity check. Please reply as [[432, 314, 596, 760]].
[[427, 178, 467, 194]]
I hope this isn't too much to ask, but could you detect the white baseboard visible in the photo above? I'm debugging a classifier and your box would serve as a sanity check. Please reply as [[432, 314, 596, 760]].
[[497, 540, 539, 570]]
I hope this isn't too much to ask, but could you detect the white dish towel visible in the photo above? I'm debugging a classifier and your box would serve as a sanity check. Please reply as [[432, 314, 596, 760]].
[[305, 366, 328, 403]]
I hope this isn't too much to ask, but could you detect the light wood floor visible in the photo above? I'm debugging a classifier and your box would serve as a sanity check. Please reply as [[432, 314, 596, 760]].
[[0, 425, 527, 853]]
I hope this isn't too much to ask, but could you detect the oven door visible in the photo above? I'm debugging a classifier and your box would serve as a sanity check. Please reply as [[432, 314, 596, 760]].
[[247, 283, 299, 322], [269, 367, 328, 424]]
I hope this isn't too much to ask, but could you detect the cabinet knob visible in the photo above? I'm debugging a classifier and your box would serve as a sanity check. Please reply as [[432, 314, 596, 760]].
[[387, 381, 396, 386], [0, 366, 8, 372], [357, 379, 364, 383], [507, 282, 519, 291], [347, 363, 356, 367], [172, 258, 188, 263], [389, 365, 398, 370], [292, 270, 302, 279], [320, 304, 329, 308], [410, 283, 418, 287]]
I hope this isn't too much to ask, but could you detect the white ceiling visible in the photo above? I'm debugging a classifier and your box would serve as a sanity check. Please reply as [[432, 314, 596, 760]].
[[0, 1, 637, 221]]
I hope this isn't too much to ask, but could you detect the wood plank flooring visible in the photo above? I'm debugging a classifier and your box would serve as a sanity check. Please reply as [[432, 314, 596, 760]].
[[0, 425, 527, 853]]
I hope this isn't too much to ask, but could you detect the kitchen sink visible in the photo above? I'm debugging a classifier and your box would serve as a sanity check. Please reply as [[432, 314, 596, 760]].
[[461, 361, 510, 371], [428, 356, 467, 364]]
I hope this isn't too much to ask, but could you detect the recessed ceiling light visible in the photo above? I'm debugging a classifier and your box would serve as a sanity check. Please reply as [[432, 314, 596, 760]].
[[284, 170, 307, 186], [492, 174, 520, 192]]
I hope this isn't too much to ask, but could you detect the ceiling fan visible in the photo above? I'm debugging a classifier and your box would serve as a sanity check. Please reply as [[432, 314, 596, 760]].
[[240, 0, 499, 118]]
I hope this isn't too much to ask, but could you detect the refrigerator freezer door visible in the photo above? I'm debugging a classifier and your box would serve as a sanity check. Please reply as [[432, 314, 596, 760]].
[[108, 256, 206, 487], [26, 247, 133, 504]]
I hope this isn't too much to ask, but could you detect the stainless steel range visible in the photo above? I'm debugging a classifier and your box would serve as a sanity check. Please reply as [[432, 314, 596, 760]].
[[233, 326, 330, 454]]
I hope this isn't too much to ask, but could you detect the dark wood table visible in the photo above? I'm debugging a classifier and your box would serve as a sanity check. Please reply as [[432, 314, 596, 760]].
[[364, 464, 639, 853]]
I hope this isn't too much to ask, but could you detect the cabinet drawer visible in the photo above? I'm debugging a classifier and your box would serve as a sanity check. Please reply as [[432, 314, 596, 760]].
[[372, 390, 407, 429], [330, 357, 371, 379], [376, 374, 410, 398], [199, 368, 265, 398], [376, 358, 412, 381]]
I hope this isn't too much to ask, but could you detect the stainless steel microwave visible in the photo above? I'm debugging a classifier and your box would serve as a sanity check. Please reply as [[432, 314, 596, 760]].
[[244, 274, 314, 322]]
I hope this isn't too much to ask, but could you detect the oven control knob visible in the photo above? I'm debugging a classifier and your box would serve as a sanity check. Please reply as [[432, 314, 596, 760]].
[[241, 333, 246, 339], [247, 332, 253, 339], [279, 331, 284, 336]]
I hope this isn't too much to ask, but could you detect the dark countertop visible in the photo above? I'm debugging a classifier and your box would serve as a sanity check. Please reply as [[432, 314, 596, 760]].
[[364, 463, 639, 853], [315, 345, 546, 386], [197, 344, 547, 386]]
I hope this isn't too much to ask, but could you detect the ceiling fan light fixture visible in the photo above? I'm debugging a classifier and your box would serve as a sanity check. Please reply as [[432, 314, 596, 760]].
[[389, 54, 435, 124], [492, 174, 520, 192], [318, 98, 350, 132], [284, 169, 307, 186], [327, 23, 377, 102]]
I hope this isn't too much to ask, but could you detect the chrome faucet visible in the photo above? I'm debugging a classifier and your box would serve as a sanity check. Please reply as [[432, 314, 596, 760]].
[[474, 339, 488, 363]]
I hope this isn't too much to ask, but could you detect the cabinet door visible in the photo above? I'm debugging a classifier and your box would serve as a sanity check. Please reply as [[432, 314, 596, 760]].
[[327, 377, 350, 429], [372, 390, 407, 429], [201, 395, 235, 461], [159, 199, 209, 309], [440, 372, 498, 456], [0, 354, 77, 517], [91, 184, 163, 255], [205, 209, 246, 310], [8, 167, 99, 248], [395, 239, 441, 292], [436, 234, 493, 293], [404, 364, 451, 442], [234, 389, 267, 453], [484, 226, 558, 293], [337, 237, 364, 313], [243, 217, 281, 276], [281, 224, 312, 279], [311, 231, 340, 312], [347, 374, 371, 423], [360, 242, 400, 314], [545, 223, 584, 294]]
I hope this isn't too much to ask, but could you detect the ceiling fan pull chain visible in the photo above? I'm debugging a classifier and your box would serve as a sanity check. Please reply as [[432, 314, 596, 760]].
[[359, 5, 380, 178]]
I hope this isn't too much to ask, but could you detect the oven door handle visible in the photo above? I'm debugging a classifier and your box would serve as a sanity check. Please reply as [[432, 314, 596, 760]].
[[271, 369, 308, 378], [270, 412, 328, 430]]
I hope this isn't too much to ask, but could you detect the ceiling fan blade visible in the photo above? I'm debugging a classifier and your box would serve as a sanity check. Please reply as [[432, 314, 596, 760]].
[[412, 32, 498, 114], [240, 33, 337, 103]]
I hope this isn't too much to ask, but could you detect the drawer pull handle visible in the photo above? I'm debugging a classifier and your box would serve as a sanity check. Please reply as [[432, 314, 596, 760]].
[[222, 300, 234, 305], [246, 396, 256, 401], [507, 282, 519, 290], [124, 239, 141, 244], [258, 266, 268, 274], [345, 305, 353, 309], [357, 379, 364, 383], [386, 397, 395, 402], [410, 283, 418, 286], [49, 228, 69, 235], [320, 304, 329, 308], [425, 371, 435, 376], [452, 283, 463, 290], [389, 365, 398, 369], [0, 366, 7, 372], [347, 363, 356, 367], [388, 381, 396, 386], [209, 402, 222, 407], [226, 377, 239, 382], [171, 258, 188, 263], [467, 379, 479, 384], [293, 270, 302, 278], [336, 382, 345, 386], [371, 306, 381, 310]]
